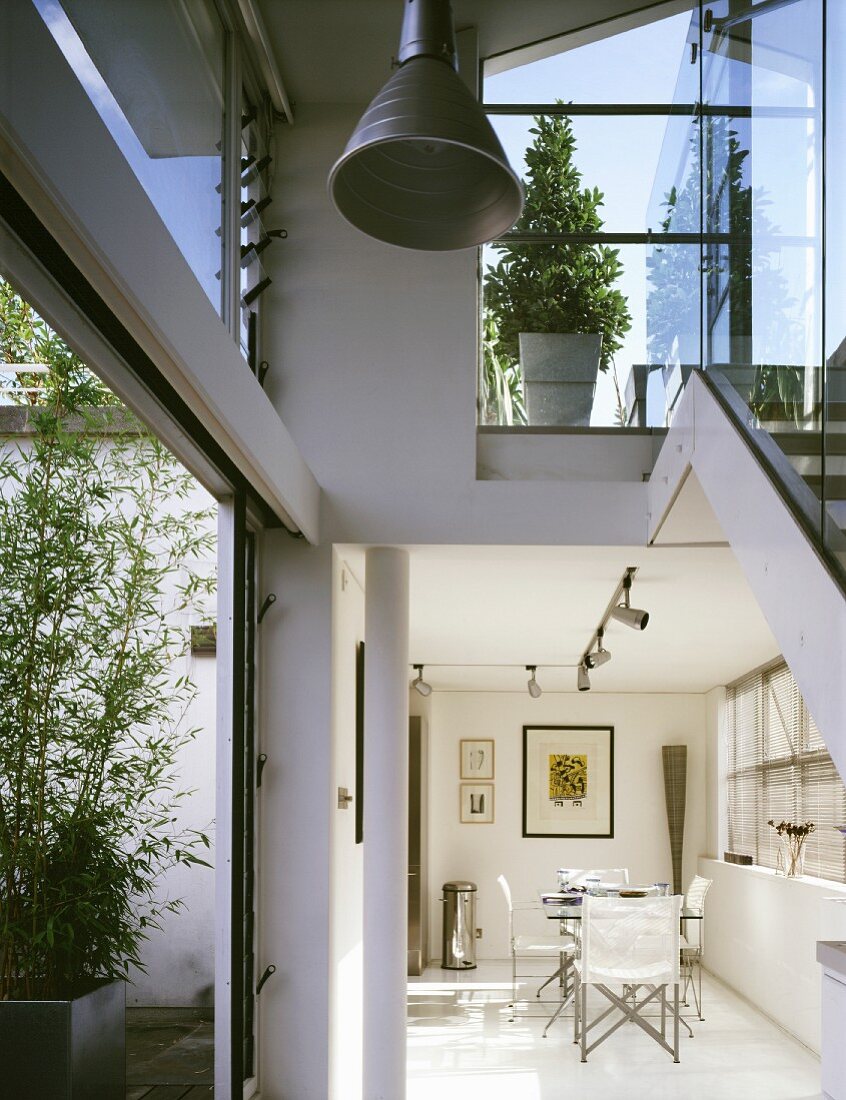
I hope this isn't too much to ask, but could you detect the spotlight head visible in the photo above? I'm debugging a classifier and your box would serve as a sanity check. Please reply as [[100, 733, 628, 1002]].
[[610, 604, 649, 631], [586, 647, 612, 669], [412, 664, 432, 697], [526, 665, 542, 699], [577, 663, 591, 692]]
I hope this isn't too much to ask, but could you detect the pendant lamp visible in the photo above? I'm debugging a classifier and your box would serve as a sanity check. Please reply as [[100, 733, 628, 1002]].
[[328, 0, 524, 250]]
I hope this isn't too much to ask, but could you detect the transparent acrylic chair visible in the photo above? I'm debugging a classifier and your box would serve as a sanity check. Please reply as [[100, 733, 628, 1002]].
[[568, 868, 630, 888], [497, 874, 575, 1022], [681, 874, 712, 1020], [574, 894, 683, 1063]]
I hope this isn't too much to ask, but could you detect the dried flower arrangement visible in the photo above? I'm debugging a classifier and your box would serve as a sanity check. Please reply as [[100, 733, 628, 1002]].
[[767, 819, 816, 877]]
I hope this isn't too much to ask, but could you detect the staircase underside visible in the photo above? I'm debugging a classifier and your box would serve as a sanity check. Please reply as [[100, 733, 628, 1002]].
[[649, 372, 846, 785]]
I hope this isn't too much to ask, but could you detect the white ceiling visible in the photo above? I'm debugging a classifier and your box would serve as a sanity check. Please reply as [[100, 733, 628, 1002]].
[[342, 536, 780, 695], [260, 0, 684, 106]]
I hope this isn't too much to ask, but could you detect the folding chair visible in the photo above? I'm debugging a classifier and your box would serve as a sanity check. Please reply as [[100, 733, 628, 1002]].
[[574, 894, 683, 1063]]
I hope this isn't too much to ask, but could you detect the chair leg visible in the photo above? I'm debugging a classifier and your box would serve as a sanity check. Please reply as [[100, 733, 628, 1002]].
[[673, 983, 680, 1063], [573, 973, 580, 1044], [661, 984, 666, 1040], [696, 957, 704, 1021], [510, 949, 516, 1021], [580, 981, 588, 1062]]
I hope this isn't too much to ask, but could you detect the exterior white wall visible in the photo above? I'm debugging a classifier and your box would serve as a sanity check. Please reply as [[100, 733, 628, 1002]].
[[427, 690, 707, 962], [127, 475, 217, 1007]]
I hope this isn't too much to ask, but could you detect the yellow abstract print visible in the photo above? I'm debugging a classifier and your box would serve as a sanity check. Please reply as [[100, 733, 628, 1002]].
[[548, 753, 587, 801]]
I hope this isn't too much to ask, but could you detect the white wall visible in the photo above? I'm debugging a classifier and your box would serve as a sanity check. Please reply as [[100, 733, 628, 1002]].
[[699, 858, 846, 1054], [264, 102, 651, 550], [427, 690, 707, 961]]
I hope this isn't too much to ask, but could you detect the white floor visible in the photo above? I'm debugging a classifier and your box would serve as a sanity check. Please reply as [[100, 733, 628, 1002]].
[[408, 961, 822, 1100]]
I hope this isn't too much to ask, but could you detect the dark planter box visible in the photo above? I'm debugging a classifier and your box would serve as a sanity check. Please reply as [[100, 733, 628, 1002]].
[[0, 979, 125, 1099]]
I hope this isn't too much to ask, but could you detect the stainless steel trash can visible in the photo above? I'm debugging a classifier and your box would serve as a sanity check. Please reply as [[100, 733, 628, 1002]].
[[441, 881, 477, 970]]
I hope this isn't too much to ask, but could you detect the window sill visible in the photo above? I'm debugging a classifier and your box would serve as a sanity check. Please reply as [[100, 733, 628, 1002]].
[[700, 856, 846, 894]]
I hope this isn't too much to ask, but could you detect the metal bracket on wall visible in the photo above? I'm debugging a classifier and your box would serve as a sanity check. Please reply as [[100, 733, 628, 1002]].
[[337, 786, 354, 809]]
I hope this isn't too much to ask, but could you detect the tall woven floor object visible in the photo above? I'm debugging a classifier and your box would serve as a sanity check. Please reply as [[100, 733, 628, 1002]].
[[662, 745, 687, 895]]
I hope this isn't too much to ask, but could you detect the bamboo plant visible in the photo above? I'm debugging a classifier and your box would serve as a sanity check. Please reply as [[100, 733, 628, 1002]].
[[0, 282, 214, 1000]]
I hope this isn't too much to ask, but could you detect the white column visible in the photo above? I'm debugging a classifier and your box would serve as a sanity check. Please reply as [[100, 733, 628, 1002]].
[[363, 547, 410, 1100]]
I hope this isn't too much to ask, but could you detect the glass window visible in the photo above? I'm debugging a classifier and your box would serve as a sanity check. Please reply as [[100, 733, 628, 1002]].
[[726, 660, 846, 883], [33, 0, 225, 314]]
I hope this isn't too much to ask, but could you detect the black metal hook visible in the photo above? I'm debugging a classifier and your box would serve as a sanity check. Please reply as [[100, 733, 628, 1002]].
[[256, 753, 268, 788], [257, 593, 277, 624], [256, 964, 276, 995]]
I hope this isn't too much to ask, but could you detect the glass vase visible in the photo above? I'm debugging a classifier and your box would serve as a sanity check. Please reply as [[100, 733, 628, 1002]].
[[777, 835, 806, 877]]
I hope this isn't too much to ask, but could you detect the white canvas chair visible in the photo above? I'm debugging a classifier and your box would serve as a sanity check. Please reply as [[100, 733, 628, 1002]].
[[681, 874, 712, 1020], [497, 874, 576, 1022], [574, 894, 683, 1063]]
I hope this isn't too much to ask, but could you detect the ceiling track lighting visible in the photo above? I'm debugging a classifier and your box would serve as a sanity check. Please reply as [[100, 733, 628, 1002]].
[[328, 0, 524, 250], [526, 665, 542, 699], [411, 664, 432, 696], [579, 567, 650, 683]]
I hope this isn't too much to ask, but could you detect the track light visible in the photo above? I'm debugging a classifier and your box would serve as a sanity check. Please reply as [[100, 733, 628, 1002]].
[[577, 663, 591, 692], [412, 664, 432, 696], [328, 0, 523, 250], [609, 574, 649, 631], [526, 666, 542, 699], [585, 631, 611, 669]]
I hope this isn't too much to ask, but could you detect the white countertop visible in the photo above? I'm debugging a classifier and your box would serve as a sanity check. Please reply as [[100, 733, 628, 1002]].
[[817, 941, 846, 978]]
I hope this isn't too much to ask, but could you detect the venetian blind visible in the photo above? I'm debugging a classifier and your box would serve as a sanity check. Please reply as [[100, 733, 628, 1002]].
[[726, 660, 846, 883]]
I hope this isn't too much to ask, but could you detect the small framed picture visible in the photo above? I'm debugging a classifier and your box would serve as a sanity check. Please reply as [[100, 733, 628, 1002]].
[[460, 783, 494, 824], [460, 739, 494, 780]]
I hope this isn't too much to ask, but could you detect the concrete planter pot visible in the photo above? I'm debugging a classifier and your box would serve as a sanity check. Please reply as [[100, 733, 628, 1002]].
[[0, 979, 125, 1099], [518, 332, 602, 426]]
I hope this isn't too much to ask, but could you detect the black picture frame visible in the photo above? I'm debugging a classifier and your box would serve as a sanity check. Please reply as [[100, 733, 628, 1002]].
[[355, 641, 365, 844], [522, 724, 614, 839]]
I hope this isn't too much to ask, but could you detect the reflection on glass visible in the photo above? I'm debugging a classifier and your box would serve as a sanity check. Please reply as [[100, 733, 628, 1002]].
[[33, 0, 225, 313], [825, 0, 846, 577]]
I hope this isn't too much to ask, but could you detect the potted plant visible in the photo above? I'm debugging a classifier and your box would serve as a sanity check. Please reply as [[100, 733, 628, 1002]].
[[0, 282, 213, 1097], [483, 110, 632, 426]]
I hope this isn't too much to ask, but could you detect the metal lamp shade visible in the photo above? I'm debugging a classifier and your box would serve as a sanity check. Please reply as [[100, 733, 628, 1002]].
[[329, 56, 524, 250]]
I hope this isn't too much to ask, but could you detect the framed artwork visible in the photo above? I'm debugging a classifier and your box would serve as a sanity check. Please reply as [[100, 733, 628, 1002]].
[[522, 725, 614, 838], [460, 738, 494, 779], [460, 783, 495, 824]]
